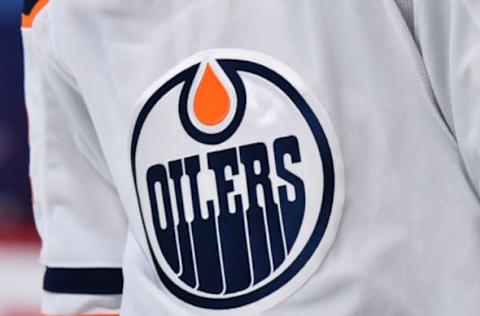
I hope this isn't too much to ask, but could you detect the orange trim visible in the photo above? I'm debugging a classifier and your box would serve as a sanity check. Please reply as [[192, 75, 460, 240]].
[[21, 0, 50, 28]]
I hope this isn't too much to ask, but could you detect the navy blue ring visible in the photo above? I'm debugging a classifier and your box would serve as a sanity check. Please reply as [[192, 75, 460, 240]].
[[131, 59, 336, 309]]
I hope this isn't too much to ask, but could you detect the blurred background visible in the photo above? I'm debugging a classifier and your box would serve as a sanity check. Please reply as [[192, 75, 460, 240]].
[[0, 1, 42, 315]]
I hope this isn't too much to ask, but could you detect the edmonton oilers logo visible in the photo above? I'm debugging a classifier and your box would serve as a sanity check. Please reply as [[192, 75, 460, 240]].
[[130, 50, 344, 313]]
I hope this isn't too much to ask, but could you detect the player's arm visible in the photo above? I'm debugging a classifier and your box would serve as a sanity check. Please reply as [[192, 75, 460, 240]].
[[415, 0, 480, 191], [22, 1, 127, 315]]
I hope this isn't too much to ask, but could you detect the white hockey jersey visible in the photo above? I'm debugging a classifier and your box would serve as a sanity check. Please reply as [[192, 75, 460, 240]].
[[22, 0, 480, 315]]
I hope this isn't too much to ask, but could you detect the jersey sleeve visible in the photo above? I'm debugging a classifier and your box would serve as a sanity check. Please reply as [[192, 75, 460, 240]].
[[415, 0, 480, 192], [22, 3, 127, 315]]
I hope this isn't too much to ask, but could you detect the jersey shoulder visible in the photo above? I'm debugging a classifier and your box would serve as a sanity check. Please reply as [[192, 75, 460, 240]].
[[22, 0, 49, 28]]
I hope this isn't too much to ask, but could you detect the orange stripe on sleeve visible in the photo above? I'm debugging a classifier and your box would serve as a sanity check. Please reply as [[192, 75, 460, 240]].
[[21, 0, 49, 28]]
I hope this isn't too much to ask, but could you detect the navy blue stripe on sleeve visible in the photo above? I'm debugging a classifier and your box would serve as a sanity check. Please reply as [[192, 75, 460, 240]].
[[43, 267, 124, 295]]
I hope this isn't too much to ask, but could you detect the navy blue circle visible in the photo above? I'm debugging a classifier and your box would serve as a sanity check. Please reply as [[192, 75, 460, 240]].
[[131, 59, 336, 309]]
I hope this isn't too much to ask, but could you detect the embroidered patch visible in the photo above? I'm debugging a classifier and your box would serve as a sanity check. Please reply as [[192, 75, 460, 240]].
[[130, 49, 344, 314]]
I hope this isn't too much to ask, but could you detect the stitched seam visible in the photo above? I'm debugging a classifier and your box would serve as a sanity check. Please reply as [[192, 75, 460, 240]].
[[385, 0, 458, 147]]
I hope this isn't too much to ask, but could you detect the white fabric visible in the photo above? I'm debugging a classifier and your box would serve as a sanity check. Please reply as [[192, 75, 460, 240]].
[[41, 292, 122, 315], [23, 7, 127, 315], [22, 0, 480, 315]]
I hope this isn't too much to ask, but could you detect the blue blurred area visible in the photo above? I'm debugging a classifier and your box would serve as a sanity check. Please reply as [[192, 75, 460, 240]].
[[0, 0, 31, 222]]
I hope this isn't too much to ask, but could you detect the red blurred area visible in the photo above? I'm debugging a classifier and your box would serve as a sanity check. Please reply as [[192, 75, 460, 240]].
[[2, 308, 38, 316], [0, 222, 41, 316], [0, 222, 40, 246]]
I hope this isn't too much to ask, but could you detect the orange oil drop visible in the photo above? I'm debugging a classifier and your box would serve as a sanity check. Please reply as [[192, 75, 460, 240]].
[[194, 64, 231, 126]]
